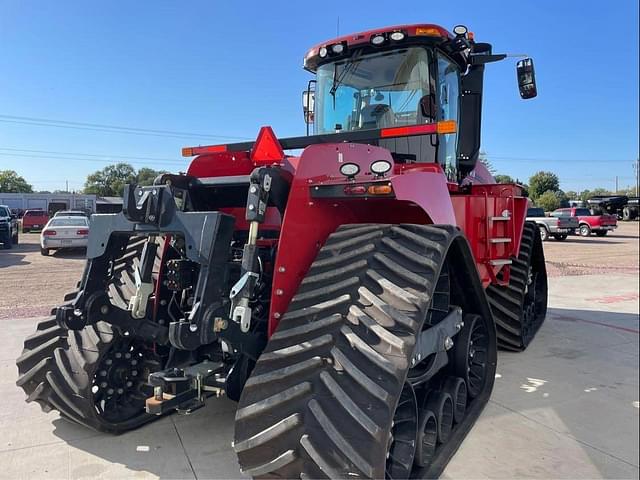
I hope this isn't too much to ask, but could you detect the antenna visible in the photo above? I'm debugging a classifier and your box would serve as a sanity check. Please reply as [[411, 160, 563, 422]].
[[337, 16, 340, 36]]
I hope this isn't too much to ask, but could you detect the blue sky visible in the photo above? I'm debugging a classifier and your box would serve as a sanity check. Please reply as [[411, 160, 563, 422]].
[[0, 0, 638, 193]]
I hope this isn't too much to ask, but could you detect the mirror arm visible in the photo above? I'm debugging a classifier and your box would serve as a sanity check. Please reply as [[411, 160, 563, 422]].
[[470, 53, 507, 65]]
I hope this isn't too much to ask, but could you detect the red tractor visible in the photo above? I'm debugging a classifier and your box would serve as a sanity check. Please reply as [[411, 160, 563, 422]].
[[17, 24, 547, 478]]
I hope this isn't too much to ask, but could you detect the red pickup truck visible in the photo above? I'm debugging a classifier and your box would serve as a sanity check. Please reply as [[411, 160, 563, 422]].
[[22, 209, 49, 233], [552, 207, 617, 237]]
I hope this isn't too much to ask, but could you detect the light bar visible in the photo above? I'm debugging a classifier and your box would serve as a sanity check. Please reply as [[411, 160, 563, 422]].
[[380, 121, 457, 138], [182, 145, 227, 157], [415, 27, 443, 37]]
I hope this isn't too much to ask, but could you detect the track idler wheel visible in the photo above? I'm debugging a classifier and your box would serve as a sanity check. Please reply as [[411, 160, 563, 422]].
[[441, 376, 467, 423], [454, 314, 490, 398], [414, 409, 438, 468], [385, 382, 418, 479]]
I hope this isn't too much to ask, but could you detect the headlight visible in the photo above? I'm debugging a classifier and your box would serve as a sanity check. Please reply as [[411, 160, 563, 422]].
[[453, 25, 468, 36], [319, 46, 328, 58], [389, 31, 405, 41], [370, 160, 392, 175], [370, 34, 386, 46], [331, 43, 344, 54], [339, 163, 360, 177]]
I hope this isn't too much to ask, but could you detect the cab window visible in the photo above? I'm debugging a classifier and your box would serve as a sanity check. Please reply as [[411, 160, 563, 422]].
[[436, 54, 460, 180]]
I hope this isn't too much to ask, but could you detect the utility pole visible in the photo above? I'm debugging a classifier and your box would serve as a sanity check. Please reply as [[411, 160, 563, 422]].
[[634, 158, 639, 197], [615, 176, 618, 193], [66, 180, 69, 193]]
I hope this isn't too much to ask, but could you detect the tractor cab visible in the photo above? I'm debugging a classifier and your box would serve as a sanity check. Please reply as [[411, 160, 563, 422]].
[[303, 24, 537, 181]]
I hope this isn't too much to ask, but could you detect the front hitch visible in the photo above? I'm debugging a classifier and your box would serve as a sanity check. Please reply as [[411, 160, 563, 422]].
[[57, 184, 235, 351]]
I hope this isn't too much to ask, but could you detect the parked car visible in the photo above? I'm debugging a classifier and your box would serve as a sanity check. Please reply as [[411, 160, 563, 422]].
[[527, 207, 578, 241], [40, 215, 90, 256], [552, 207, 618, 237], [0, 204, 19, 249], [53, 210, 89, 218], [22, 209, 49, 233]]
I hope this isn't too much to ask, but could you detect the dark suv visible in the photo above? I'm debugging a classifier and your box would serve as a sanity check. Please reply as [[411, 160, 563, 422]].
[[0, 205, 19, 249]]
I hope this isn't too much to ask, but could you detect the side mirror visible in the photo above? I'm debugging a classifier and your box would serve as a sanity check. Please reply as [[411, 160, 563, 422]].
[[516, 58, 537, 99], [302, 90, 315, 124]]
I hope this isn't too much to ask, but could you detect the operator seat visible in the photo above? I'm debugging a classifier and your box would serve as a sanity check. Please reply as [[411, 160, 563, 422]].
[[359, 104, 394, 129]]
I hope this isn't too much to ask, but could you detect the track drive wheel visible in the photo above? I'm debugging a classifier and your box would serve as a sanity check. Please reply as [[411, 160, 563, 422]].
[[486, 221, 548, 351], [16, 237, 166, 433], [234, 224, 497, 479]]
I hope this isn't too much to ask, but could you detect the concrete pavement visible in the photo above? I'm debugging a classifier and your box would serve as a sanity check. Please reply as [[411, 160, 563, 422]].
[[0, 274, 638, 479]]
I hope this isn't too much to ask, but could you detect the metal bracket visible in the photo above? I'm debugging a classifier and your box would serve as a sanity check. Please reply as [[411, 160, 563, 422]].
[[146, 361, 225, 415], [412, 307, 464, 366]]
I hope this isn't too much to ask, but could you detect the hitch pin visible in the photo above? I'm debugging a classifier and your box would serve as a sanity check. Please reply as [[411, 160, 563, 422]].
[[154, 386, 163, 401]]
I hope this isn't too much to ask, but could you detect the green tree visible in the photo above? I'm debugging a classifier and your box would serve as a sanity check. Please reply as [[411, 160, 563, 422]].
[[494, 174, 515, 184], [84, 163, 136, 197], [579, 189, 591, 202], [0, 170, 33, 193], [529, 171, 560, 200], [554, 189, 569, 208], [136, 167, 169, 186], [565, 190, 578, 200], [536, 190, 561, 212]]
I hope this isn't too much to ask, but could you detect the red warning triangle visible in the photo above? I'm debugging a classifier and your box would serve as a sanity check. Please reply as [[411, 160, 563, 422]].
[[250, 126, 285, 164]]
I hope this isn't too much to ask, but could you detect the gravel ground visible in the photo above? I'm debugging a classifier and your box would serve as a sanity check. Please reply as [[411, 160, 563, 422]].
[[0, 222, 638, 319]]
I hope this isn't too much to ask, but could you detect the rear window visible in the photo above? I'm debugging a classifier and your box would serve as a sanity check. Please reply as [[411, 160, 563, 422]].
[[527, 208, 545, 217], [49, 218, 89, 227], [25, 210, 46, 217], [574, 208, 591, 216]]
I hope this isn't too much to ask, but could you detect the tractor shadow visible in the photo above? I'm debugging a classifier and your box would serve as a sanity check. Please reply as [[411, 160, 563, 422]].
[[49, 308, 639, 479], [51, 395, 243, 479]]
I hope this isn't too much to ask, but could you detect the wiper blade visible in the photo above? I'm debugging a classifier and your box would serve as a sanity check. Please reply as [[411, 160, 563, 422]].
[[330, 52, 361, 99]]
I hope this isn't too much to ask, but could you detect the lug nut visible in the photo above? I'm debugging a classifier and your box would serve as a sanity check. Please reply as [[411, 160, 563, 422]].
[[107, 388, 114, 395], [99, 370, 107, 376], [125, 353, 131, 359], [100, 382, 108, 388], [117, 388, 124, 394], [100, 305, 109, 315], [126, 381, 133, 387], [131, 359, 138, 366], [131, 370, 138, 376], [105, 359, 113, 365], [115, 352, 122, 359]]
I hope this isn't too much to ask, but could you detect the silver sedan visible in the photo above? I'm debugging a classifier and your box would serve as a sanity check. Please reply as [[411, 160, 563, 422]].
[[40, 216, 90, 256]]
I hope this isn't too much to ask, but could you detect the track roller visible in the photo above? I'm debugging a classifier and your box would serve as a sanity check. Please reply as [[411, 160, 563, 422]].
[[425, 391, 454, 444], [441, 376, 467, 423], [414, 409, 438, 468]]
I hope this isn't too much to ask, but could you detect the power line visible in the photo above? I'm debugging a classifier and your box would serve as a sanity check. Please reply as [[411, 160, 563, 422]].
[[0, 114, 251, 141], [490, 155, 634, 163], [0, 152, 185, 166], [0, 147, 180, 162]]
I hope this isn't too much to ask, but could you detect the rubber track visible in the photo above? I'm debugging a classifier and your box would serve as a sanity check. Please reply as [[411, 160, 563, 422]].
[[234, 224, 457, 479], [486, 221, 548, 351], [16, 237, 160, 433]]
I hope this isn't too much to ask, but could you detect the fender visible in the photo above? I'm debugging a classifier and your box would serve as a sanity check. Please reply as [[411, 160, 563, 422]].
[[267, 143, 453, 335]]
